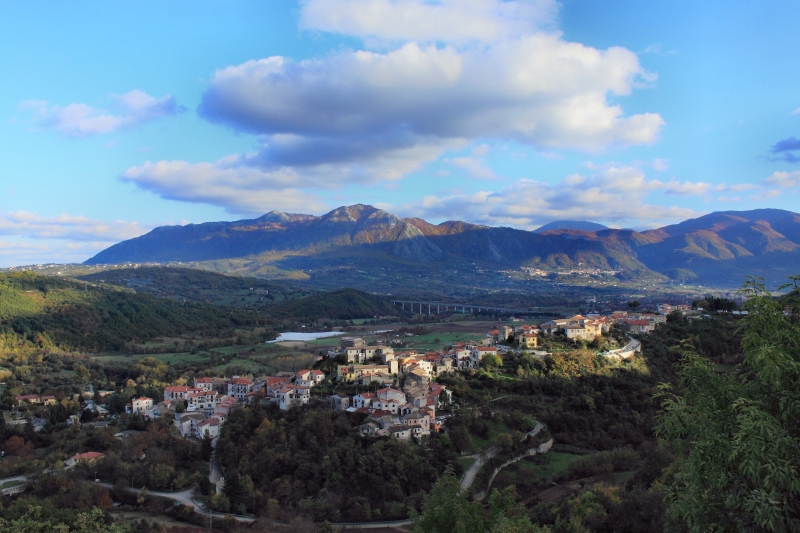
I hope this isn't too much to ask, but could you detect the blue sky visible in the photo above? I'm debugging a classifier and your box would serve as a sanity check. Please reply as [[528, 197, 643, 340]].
[[1, 0, 799, 266]]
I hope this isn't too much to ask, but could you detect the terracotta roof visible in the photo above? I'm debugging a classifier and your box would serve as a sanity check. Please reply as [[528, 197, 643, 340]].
[[73, 451, 104, 461]]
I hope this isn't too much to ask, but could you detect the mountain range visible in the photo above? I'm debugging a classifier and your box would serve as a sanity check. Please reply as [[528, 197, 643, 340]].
[[86, 205, 800, 289]]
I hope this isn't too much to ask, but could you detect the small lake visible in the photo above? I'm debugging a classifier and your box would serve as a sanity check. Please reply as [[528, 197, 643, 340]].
[[268, 331, 345, 342]]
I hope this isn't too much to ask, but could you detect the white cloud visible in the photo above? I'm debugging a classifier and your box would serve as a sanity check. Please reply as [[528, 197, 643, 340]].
[[0, 211, 150, 242], [127, 0, 663, 214], [446, 151, 497, 179], [640, 44, 677, 56], [390, 165, 705, 229], [714, 183, 757, 192], [299, 0, 558, 45], [652, 158, 670, 171], [749, 189, 782, 201], [20, 90, 183, 137], [122, 136, 458, 215], [0, 238, 115, 268], [200, 39, 662, 154], [764, 170, 800, 188]]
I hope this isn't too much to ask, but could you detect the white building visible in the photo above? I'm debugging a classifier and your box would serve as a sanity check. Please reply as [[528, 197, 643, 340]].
[[228, 378, 254, 402]]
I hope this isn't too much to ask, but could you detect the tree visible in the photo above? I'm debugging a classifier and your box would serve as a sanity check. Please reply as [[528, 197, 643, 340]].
[[223, 471, 248, 514], [411, 467, 549, 533], [627, 301, 640, 310], [656, 276, 800, 532], [480, 354, 502, 371], [411, 466, 485, 533], [0, 506, 130, 533], [200, 431, 213, 461]]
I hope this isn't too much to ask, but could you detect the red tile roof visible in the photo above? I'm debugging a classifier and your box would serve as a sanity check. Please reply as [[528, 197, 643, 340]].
[[73, 452, 104, 461]]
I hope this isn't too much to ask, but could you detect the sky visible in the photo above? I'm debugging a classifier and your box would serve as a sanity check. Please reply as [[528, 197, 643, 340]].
[[1, 0, 799, 266]]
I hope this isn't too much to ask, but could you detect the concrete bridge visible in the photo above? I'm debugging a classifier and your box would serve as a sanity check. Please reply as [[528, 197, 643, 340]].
[[391, 300, 534, 315]]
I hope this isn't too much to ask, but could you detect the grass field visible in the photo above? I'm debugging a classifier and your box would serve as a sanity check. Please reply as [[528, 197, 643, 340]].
[[489, 451, 578, 495]]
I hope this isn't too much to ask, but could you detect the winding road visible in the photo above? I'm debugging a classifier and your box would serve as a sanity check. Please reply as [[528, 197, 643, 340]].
[[460, 421, 543, 492]]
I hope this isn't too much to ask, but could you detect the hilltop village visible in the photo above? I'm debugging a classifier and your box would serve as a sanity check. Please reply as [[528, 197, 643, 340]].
[[6, 304, 697, 447]]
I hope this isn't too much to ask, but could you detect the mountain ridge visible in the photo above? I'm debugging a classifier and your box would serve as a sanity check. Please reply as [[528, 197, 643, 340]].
[[85, 205, 800, 288]]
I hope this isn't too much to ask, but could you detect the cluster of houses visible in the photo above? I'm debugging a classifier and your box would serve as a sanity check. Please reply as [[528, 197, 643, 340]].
[[330, 381, 451, 440], [126, 369, 327, 439]]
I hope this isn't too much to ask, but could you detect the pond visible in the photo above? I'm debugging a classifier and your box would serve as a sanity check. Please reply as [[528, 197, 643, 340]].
[[267, 331, 345, 342]]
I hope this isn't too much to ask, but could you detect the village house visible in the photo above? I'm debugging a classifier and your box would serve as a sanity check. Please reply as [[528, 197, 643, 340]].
[[129, 396, 153, 415], [330, 393, 350, 412], [15, 394, 41, 406], [186, 390, 218, 413], [263, 377, 291, 400], [469, 346, 499, 368], [294, 369, 325, 387], [176, 412, 204, 437], [277, 385, 310, 410], [195, 417, 221, 439], [341, 336, 366, 348], [405, 411, 431, 437], [352, 392, 377, 409], [228, 377, 254, 401], [518, 333, 538, 349], [65, 451, 104, 468], [345, 345, 394, 364], [388, 425, 412, 439], [164, 385, 203, 402], [621, 319, 655, 334]]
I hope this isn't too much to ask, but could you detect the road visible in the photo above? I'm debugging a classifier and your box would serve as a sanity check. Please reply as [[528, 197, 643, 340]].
[[460, 421, 543, 492], [209, 438, 223, 486], [98, 483, 256, 523]]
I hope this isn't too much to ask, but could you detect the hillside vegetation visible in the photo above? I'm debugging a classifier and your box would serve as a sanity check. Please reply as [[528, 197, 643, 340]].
[[0, 272, 249, 354], [271, 288, 398, 320], [77, 266, 314, 307]]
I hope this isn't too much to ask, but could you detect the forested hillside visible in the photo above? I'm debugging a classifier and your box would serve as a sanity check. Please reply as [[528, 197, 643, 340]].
[[78, 266, 314, 307], [216, 403, 458, 521], [271, 288, 398, 320], [0, 272, 252, 354]]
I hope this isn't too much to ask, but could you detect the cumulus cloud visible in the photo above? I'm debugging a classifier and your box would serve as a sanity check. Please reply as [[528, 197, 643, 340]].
[[125, 0, 663, 214], [122, 136, 458, 215], [299, 0, 558, 45], [20, 90, 184, 137], [389, 165, 705, 229], [764, 170, 800, 188], [0, 211, 150, 241], [199, 39, 662, 153], [768, 136, 800, 163]]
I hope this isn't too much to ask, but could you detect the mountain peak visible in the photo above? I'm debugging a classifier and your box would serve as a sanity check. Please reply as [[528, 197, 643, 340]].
[[253, 211, 314, 224]]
